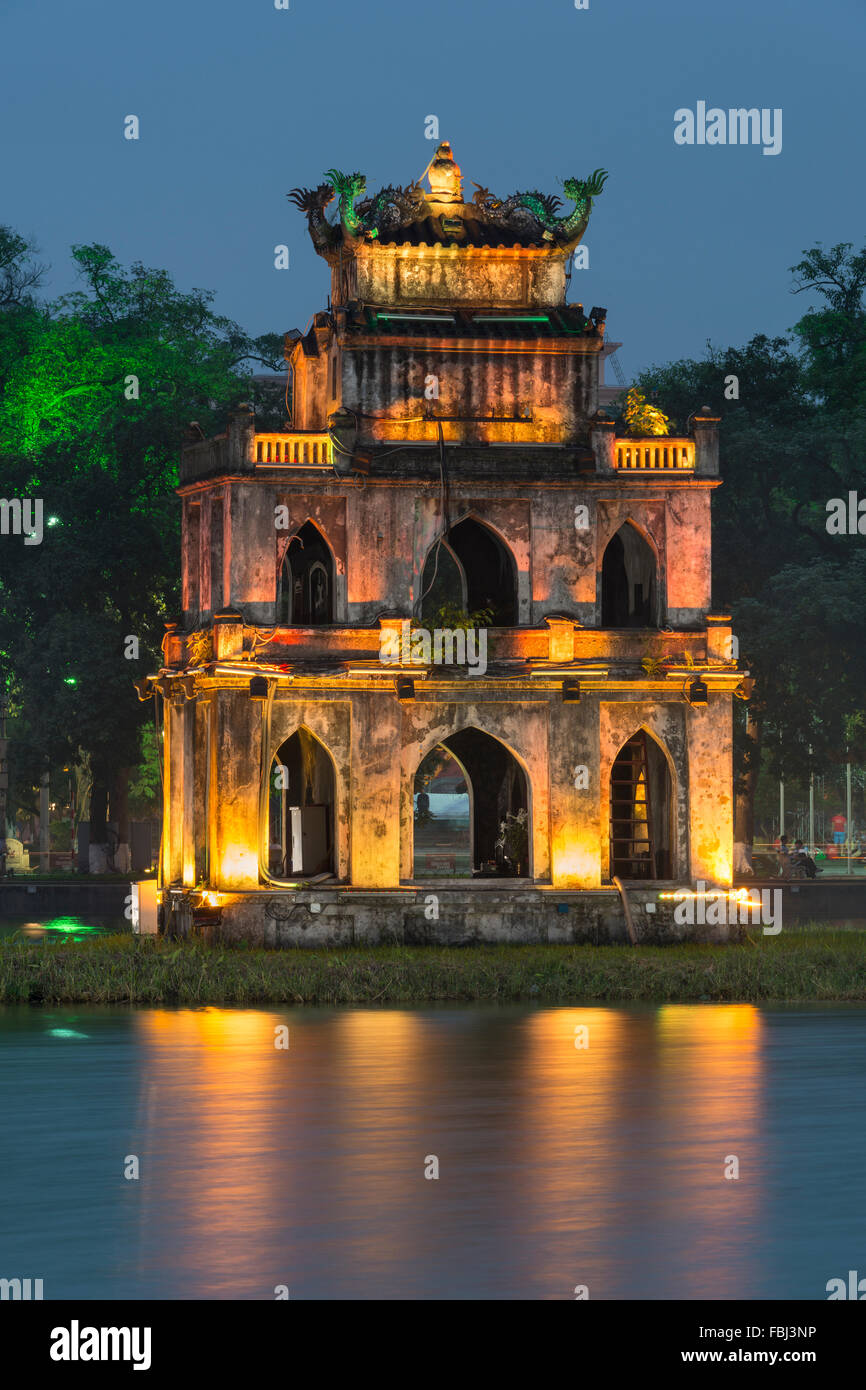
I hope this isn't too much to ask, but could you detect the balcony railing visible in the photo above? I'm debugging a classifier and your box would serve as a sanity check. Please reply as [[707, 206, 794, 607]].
[[614, 438, 694, 470], [254, 432, 333, 466]]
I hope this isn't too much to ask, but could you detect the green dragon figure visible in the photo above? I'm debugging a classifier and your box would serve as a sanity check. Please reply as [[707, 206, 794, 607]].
[[292, 164, 608, 246], [324, 169, 369, 238], [321, 170, 427, 239], [473, 169, 608, 242]]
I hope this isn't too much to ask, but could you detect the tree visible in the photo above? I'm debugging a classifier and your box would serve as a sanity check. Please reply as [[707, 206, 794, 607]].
[[789, 242, 866, 412], [636, 243, 866, 862], [622, 386, 671, 437], [0, 237, 283, 868]]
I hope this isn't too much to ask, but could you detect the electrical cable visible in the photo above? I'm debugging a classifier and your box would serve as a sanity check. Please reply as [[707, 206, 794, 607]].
[[414, 421, 449, 617]]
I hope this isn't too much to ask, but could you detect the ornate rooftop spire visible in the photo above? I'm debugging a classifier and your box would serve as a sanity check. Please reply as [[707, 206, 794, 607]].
[[426, 142, 463, 205], [290, 151, 608, 253]]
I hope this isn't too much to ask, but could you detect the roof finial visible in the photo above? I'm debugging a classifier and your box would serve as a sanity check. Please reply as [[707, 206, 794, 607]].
[[427, 141, 463, 205]]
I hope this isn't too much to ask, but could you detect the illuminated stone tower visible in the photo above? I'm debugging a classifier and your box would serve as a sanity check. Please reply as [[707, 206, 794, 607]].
[[155, 144, 744, 943]]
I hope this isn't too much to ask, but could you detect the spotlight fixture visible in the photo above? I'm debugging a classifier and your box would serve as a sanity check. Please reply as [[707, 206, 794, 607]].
[[249, 676, 269, 700], [396, 677, 415, 701], [133, 677, 154, 702], [562, 679, 581, 703], [734, 677, 755, 701], [686, 677, 708, 706]]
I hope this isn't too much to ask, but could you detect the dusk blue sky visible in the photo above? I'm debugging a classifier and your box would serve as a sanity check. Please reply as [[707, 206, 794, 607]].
[[3, 0, 862, 380]]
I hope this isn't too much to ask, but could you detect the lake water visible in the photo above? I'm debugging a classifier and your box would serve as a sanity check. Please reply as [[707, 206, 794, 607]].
[[0, 916, 122, 940], [1, 1001, 864, 1300]]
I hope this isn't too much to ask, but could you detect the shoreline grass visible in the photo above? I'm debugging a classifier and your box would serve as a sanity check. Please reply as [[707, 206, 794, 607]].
[[1, 929, 866, 1005]]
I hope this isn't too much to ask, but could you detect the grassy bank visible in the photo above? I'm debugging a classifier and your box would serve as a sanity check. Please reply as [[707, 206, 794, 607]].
[[1, 929, 865, 1005]]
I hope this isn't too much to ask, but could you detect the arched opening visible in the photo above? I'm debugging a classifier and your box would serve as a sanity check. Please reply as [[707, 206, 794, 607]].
[[419, 518, 517, 626], [277, 521, 333, 625], [267, 728, 335, 878], [412, 728, 529, 878], [412, 745, 471, 877], [418, 540, 466, 620], [609, 731, 673, 880], [601, 523, 658, 627]]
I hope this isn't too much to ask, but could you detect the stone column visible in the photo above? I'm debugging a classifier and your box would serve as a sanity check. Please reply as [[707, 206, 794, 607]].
[[226, 403, 255, 472], [692, 407, 720, 475], [213, 609, 245, 660], [350, 690, 402, 888], [590, 412, 617, 474], [549, 697, 601, 887], [706, 613, 733, 663], [687, 695, 733, 885], [544, 616, 575, 663], [214, 689, 261, 890]]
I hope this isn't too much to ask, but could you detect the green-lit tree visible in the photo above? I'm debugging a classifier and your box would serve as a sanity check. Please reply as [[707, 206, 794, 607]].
[[0, 232, 283, 869]]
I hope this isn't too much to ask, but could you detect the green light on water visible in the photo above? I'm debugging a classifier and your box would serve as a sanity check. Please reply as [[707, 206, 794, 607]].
[[63, 677, 77, 686], [44, 916, 98, 934], [47, 1028, 88, 1039]]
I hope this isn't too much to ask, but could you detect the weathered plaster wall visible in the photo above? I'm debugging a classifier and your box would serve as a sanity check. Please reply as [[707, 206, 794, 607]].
[[289, 322, 332, 430], [344, 344, 598, 446], [352, 244, 569, 310], [347, 485, 417, 619], [687, 695, 734, 884], [186, 887, 740, 947], [665, 489, 712, 621], [345, 692, 401, 887], [228, 486, 278, 623], [548, 697, 602, 888], [165, 701, 183, 885], [181, 479, 716, 633], [213, 691, 261, 889]]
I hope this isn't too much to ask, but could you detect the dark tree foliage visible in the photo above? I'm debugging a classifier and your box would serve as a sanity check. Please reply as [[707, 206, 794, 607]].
[[0, 231, 284, 859], [634, 243, 866, 844]]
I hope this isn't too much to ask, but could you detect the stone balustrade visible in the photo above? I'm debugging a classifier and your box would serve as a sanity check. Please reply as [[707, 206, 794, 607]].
[[614, 438, 695, 470], [254, 432, 333, 466]]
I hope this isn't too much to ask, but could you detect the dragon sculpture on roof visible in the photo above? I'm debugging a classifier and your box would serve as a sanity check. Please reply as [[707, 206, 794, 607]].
[[290, 162, 608, 247]]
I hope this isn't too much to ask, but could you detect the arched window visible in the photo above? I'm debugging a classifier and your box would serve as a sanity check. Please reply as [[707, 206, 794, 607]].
[[609, 731, 673, 880], [412, 728, 529, 878], [419, 518, 517, 626], [419, 541, 466, 621], [268, 728, 335, 878], [601, 523, 658, 627], [277, 521, 333, 625]]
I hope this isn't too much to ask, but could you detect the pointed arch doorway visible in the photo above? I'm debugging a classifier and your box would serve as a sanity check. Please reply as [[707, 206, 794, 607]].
[[267, 728, 335, 878], [419, 518, 517, 626], [412, 728, 530, 878], [601, 523, 658, 627], [609, 731, 674, 879], [277, 521, 333, 625]]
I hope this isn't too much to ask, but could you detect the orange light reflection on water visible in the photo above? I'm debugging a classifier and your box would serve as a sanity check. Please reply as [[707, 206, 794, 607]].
[[129, 1004, 765, 1299]]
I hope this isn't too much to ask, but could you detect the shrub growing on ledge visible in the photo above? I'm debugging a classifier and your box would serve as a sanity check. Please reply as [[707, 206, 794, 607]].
[[623, 387, 671, 438]]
